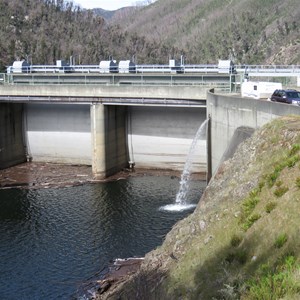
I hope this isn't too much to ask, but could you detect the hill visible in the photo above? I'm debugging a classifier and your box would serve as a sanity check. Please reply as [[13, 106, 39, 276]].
[[1, 0, 299, 71], [115, 0, 300, 64], [0, 0, 179, 71], [98, 115, 300, 299], [92, 8, 116, 20], [92, 7, 136, 21]]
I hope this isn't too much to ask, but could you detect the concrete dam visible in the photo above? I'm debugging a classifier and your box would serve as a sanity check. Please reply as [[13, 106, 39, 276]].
[[0, 85, 208, 178], [2, 71, 300, 180]]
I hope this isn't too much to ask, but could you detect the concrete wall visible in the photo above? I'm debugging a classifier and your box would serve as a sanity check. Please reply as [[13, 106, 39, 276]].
[[23, 103, 207, 175], [26, 103, 92, 164], [128, 106, 207, 172], [207, 91, 300, 174], [0, 103, 26, 169], [0, 85, 207, 100]]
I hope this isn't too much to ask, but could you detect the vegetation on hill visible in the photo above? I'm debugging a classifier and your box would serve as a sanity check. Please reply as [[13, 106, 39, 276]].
[[0, 0, 180, 71], [1, 0, 299, 71], [116, 0, 300, 64], [98, 115, 300, 299]]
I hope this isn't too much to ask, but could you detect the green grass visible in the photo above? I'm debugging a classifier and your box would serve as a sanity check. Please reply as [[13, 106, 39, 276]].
[[244, 254, 300, 299], [265, 143, 300, 187]]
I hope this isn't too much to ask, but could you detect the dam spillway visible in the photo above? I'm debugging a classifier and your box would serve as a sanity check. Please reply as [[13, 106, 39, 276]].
[[0, 100, 207, 177]]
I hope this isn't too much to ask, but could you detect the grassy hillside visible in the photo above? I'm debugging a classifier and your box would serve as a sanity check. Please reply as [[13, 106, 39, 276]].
[[116, 0, 300, 64], [99, 115, 300, 299]]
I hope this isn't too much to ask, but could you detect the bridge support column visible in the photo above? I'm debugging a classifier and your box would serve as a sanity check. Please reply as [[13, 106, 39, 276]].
[[91, 104, 128, 179], [91, 104, 106, 179]]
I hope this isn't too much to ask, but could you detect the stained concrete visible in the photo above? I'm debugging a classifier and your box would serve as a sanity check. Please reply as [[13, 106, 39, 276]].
[[0, 103, 26, 169]]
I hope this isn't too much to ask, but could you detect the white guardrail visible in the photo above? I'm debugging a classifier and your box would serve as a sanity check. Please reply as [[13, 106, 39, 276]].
[[5, 64, 300, 76]]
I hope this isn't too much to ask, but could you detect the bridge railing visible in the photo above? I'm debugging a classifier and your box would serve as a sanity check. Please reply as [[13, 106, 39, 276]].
[[236, 64, 300, 74], [0, 73, 233, 90]]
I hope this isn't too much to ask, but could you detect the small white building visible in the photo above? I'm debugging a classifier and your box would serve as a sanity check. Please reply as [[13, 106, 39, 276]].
[[99, 60, 117, 73], [169, 59, 183, 73], [118, 60, 136, 73], [241, 81, 282, 99], [11, 60, 30, 73], [56, 60, 71, 73], [218, 60, 234, 74]]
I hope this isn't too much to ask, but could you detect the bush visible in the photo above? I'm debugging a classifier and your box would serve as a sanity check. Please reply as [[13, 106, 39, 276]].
[[274, 186, 289, 197], [295, 177, 300, 188], [274, 233, 288, 248], [230, 234, 243, 247], [242, 213, 261, 231], [265, 201, 277, 213], [241, 197, 259, 220]]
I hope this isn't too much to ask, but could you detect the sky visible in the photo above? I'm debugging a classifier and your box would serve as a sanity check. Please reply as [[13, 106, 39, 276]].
[[74, 0, 136, 10]]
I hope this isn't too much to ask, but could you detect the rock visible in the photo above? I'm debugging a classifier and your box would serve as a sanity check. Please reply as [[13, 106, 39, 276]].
[[199, 220, 206, 231], [204, 235, 213, 244], [98, 281, 111, 294]]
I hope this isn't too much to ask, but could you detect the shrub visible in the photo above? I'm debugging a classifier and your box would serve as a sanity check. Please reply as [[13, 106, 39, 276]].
[[274, 186, 289, 197], [289, 143, 300, 156], [230, 234, 243, 247], [286, 155, 300, 168], [242, 214, 261, 231], [266, 169, 281, 187], [241, 197, 259, 219], [265, 201, 277, 213], [225, 249, 248, 265], [295, 177, 300, 188], [274, 233, 288, 248]]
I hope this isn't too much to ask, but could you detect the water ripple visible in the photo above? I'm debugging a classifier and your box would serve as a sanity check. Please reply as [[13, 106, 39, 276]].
[[0, 176, 205, 299]]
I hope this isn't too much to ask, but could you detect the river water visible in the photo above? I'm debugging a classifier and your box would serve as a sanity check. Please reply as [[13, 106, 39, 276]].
[[0, 175, 205, 299]]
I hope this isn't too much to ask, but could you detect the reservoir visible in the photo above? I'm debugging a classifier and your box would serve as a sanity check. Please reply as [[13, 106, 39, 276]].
[[0, 175, 205, 299]]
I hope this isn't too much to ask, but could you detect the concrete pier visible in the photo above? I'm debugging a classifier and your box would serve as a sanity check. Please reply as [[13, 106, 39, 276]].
[[91, 104, 128, 179], [0, 103, 26, 169]]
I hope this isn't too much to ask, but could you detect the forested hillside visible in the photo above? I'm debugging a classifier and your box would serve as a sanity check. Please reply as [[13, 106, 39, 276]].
[[115, 0, 300, 64], [0, 0, 180, 71]]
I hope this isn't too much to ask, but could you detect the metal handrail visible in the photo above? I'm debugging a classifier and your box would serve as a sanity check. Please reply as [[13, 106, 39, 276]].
[[235, 65, 300, 73]]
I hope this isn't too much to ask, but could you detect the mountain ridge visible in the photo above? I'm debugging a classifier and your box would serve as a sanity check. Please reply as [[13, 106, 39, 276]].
[[113, 0, 300, 64]]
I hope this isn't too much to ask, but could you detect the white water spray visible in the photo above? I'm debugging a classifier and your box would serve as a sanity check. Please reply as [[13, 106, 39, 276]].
[[160, 119, 208, 212]]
